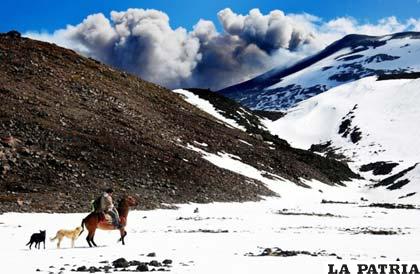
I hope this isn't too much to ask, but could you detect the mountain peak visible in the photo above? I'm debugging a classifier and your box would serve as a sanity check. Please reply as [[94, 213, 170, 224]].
[[219, 31, 420, 111]]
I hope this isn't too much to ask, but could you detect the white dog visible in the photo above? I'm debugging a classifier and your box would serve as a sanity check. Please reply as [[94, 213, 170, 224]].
[[50, 226, 83, 248]]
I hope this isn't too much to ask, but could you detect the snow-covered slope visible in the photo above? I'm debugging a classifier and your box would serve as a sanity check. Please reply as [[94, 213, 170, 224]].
[[4, 191, 420, 274], [219, 32, 420, 110], [265, 77, 420, 198], [173, 89, 246, 131], [2, 162, 420, 274]]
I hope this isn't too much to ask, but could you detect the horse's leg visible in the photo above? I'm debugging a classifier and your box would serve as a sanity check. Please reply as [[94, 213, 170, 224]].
[[87, 227, 98, 247], [87, 230, 96, 247], [90, 234, 98, 247], [119, 229, 127, 245], [71, 238, 75, 248], [86, 234, 92, 247], [84, 217, 96, 247], [86, 230, 95, 247], [43, 240, 45, 249]]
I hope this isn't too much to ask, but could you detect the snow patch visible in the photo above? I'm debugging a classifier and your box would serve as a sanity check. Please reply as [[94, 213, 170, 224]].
[[173, 89, 246, 131]]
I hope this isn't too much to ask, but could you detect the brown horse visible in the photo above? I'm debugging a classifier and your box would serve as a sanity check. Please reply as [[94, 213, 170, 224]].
[[80, 195, 138, 247]]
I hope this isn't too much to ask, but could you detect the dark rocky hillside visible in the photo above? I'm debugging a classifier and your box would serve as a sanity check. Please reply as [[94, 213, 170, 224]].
[[0, 33, 356, 213]]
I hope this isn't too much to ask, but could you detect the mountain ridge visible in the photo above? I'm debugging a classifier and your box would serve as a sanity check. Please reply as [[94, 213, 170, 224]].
[[218, 31, 420, 110]]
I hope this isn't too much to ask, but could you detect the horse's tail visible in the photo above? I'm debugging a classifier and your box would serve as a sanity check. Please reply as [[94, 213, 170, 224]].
[[79, 218, 85, 236], [50, 235, 57, 242]]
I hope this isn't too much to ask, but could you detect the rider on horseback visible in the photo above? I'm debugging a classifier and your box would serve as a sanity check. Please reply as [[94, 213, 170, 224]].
[[82, 195, 137, 247], [99, 188, 122, 229]]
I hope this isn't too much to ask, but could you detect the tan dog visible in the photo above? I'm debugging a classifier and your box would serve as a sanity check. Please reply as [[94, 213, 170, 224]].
[[50, 226, 83, 248]]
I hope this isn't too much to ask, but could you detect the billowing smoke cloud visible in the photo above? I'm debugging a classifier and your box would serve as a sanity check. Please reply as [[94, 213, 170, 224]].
[[185, 9, 317, 88], [218, 8, 316, 52], [60, 9, 201, 88], [26, 8, 420, 90]]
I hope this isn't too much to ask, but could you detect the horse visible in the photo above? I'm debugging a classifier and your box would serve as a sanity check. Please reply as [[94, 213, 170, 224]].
[[79, 195, 138, 247]]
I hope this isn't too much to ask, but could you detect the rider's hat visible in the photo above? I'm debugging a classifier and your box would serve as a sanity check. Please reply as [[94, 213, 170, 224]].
[[105, 188, 114, 194]]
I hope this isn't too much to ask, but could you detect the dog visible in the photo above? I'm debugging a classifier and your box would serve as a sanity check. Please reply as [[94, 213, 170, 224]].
[[50, 226, 83, 248], [26, 230, 46, 250]]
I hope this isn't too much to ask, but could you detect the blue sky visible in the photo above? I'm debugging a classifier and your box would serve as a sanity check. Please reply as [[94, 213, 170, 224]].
[[2, 0, 420, 33], [6, 0, 420, 90]]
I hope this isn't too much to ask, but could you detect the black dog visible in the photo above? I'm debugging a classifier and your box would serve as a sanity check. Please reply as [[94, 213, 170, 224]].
[[26, 230, 46, 250]]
